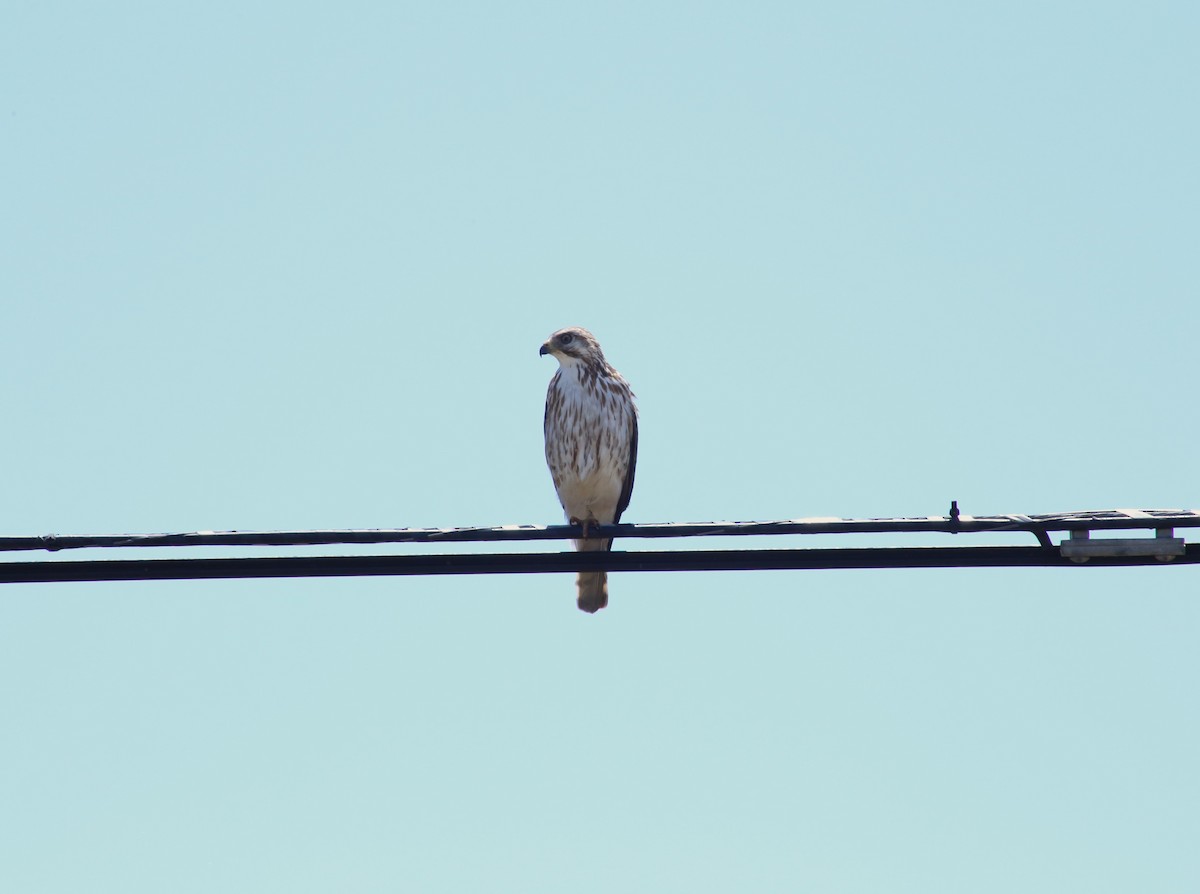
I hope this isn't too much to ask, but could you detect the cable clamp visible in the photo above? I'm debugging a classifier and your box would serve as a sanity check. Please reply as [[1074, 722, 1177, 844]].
[[1060, 528, 1184, 563]]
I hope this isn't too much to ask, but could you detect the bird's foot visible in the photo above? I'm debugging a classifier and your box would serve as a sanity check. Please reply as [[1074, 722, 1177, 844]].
[[569, 516, 597, 538]]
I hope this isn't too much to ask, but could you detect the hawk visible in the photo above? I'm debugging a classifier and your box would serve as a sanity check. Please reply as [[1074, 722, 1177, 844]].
[[540, 327, 638, 613]]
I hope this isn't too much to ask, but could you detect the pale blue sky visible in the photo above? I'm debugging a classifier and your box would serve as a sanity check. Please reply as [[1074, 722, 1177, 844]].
[[2, 2, 1197, 891]]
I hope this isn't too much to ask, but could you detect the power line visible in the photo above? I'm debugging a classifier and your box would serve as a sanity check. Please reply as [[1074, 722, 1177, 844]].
[[3, 544, 1199, 585], [6, 507, 1199, 553], [2, 506, 1194, 585]]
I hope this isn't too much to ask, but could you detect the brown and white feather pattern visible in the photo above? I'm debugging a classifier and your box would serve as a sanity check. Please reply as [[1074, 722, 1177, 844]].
[[541, 327, 638, 613]]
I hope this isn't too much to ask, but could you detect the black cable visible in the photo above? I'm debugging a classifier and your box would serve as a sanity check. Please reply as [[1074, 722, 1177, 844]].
[[4, 509, 1198, 554], [3, 543, 1198, 585]]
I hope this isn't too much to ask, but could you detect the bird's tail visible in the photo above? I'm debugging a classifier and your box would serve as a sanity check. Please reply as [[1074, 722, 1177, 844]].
[[574, 536, 611, 614]]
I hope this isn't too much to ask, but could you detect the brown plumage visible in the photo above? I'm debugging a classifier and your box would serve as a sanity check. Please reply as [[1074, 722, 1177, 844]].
[[540, 327, 638, 613]]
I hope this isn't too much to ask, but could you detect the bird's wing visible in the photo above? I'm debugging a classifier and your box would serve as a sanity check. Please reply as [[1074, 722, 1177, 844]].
[[614, 408, 637, 523]]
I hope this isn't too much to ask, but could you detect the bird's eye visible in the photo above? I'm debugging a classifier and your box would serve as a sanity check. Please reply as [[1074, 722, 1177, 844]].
[[559, 332, 575, 345]]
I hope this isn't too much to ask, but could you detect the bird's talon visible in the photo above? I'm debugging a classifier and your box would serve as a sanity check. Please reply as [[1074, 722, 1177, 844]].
[[567, 518, 601, 538]]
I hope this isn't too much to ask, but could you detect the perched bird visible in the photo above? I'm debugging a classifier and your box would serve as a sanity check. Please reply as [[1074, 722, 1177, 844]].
[[540, 327, 638, 613]]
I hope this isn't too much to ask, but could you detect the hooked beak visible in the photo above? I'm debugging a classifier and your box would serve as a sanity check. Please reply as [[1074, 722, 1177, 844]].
[[539, 341, 552, 356]]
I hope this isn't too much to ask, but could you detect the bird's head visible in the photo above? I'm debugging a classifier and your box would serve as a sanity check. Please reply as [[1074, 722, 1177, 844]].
[[539, 327, 605, 367]]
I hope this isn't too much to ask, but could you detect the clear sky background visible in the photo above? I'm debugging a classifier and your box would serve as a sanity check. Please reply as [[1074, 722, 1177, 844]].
[[2, 2, 1197, 891]]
